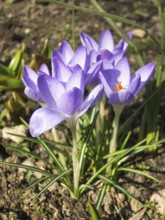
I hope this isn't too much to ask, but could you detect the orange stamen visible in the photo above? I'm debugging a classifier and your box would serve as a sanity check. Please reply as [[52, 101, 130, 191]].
[[115, 82, 123, 91]]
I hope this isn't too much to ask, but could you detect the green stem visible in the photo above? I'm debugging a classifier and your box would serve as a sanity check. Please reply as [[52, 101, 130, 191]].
[[68, 117, 80, 198], [106, 105, 123, 175], [96, 98, 105, 145], [109, 106, 122, 154]]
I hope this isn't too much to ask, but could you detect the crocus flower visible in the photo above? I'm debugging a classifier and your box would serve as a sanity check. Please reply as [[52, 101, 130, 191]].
[[52, 41, 88, 73], [52, 41, 102, 85], [80, 29, 132, 65], [29, 64, 103, 137], [80, 30, 132, 85], [99, 57, 156, 106], [22, 64, 50, 102]]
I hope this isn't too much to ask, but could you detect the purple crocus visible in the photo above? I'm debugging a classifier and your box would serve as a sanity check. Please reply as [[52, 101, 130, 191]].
[[99, 57, 156, 106], [52, 41, 89, 73], [52, 40, 102, 85], [80, 29, 132, 65], [29, 64, 103, 137]]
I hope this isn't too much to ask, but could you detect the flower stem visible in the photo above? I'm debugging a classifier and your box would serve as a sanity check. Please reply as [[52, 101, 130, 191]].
[[109, 106, 122, 154], [106, 105, 123, 175], [68, 117, 80, 198]]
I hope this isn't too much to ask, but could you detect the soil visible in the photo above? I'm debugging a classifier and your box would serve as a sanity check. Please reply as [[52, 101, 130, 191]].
[[0, 0, 165, 219]]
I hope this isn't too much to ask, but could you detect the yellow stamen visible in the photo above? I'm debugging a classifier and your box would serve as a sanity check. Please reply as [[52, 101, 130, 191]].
[[115, 82, 123, 91]]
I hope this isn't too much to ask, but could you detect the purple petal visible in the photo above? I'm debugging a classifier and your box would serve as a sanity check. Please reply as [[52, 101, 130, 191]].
[[128, 75, 141, 95], [30, 107, 65, 137], [53, 58, 72, 82], [99, 70, 114, 98], [109, 90, 134, 104], [38, 75, 65, 107], [113, 32, 132, 55], [59, 41, 74, 64], [86, 60, 102, 85], [78, 84, 103, 117], [66, 65, 85, 92], [22, 66, 37, 89], [134, 62, 156, 94], [69, 46, 87, 70], [24, 87, 40, 101], [98, 30, 114, 51], [98, 49, 114, 61], [80, 32, 98, 52], [38, 64, 50, 75], [110, 51, 125, 65], [102, 59, 114, 70], [115, 57, 131, 87], [88, 50, 99, 66], [51, 50, 63, 77], [56, 88, 83, 116]]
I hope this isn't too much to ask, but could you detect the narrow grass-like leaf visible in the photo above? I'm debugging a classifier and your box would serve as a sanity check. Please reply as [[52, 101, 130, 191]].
[[79, 184, 94, 191], [6, 132, 70, 157], [103, 139, 147, 160], [34, 169, 71, 199], [0, 161, 55, 177], [96, 183, 106, 210], [118, 167, 159, 182], [2, 143, 52, 165], [80, 157, 117, 194], [38, 138, 64, 172], [121, 131, 132, 150], [99, 175, 144, 206], [88, 201, 101, 220], [26, 176, 49, 190]]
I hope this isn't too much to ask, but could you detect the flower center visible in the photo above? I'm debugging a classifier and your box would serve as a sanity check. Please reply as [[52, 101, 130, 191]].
[[115, 82, 123, 91]]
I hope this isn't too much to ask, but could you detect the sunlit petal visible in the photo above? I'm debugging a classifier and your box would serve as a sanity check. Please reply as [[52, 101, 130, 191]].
[[30, 107, 65, 137]]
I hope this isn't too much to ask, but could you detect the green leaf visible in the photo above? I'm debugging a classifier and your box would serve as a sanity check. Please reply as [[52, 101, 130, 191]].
[[26, 176, 49, 190], [9, 47, 24, 77], [118, 167, 160, 182], [6, 132, 71, 158], [99, 175, 144, 206], [34, 169, 71, 199], [0, 161, 55, 177], [42, 39, 52, 58], [88, 201, 101, 220], [2, 143, 52, 166], [0, 78, 24, 90], [0, 64, 10, 76]]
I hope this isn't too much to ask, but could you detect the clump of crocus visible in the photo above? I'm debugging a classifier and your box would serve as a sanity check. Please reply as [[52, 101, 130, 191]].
[[22, 29, 156, 196]]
